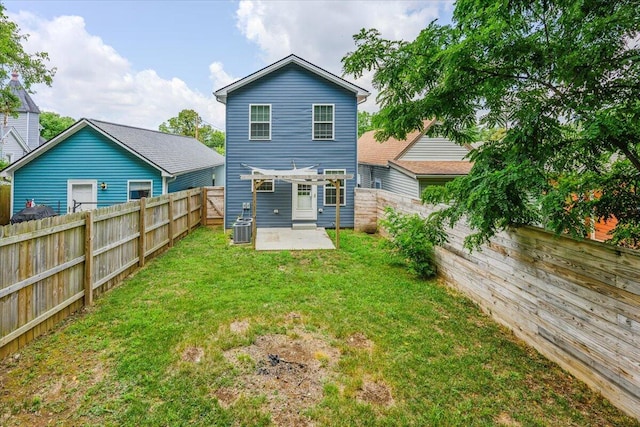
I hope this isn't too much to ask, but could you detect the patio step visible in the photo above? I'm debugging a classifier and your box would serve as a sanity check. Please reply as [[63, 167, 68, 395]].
[[292, 222, 317, 230]]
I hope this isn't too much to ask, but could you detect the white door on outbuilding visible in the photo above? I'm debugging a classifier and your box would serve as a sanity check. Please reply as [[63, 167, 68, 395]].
[[67, 179, 97, 213]]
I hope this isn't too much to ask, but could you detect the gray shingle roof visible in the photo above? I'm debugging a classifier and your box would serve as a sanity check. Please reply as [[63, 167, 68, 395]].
[[87, 119, 224, 175], [9, 78, 40, 114]]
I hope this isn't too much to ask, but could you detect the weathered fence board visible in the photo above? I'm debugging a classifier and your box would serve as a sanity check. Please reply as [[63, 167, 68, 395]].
[[355, 188, 640, 420], [0, 185, 9, 226], [0, 188, 205, 359]]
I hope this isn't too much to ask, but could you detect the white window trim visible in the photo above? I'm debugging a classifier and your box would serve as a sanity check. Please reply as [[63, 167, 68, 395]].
[[323, 168, 346, 206], [249, 104, 272, 140], [127, 179, 153, 201], [374, 178, 382, 189], [251, 170, 275, 192], [67, 179, 97, 213], [312, 104, 335, 140]]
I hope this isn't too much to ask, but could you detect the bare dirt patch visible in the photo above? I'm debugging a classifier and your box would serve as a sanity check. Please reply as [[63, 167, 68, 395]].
[[346, 332, 374, 350], [221, 327, 340, 426], [181, 346, 205, 363], [213, 387, 239, 409], [496, 411, 521, 426], [356, 377, 394, 407]]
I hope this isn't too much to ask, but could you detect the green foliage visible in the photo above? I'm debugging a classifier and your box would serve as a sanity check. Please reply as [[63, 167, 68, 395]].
[[380, 207, 446, 278], [357, 110, 375, 137], [39, 111, 75, 141], [159, 109, 225, 154], [343, 0, 640, 249], [0, 4, 55, 121], [0, 158, 8, 170]]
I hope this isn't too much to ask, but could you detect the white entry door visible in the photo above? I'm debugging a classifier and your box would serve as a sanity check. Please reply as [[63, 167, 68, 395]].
[[292, 182, 317, 220], [67, 180, 97, 213]]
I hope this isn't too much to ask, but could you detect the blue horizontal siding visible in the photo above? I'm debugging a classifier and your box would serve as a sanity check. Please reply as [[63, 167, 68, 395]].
[[168, 168, 215, 192], [225, 63, 358, 228], [13, 127, 162, 215]]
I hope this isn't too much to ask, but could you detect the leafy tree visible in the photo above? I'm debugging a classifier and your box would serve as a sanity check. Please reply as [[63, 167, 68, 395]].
[[40, 111, 75, 141], [343, 0, 640, 249], [0, 4, 55, 164], [0, 4, 55, 123], [159, 109, 225, 154], [357, 110, 375, 137]]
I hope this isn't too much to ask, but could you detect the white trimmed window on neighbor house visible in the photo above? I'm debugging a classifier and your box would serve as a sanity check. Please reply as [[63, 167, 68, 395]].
[[324, 169, 345, 206], [313, 104, 334, 140], [249, 104, 271, 140], [128, 180, 152, 200]]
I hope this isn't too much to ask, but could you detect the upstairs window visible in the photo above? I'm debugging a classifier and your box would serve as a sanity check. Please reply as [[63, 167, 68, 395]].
[[313, 104, 334, 140], [324, 169, 346, 206], [250, 104, 271, 140]]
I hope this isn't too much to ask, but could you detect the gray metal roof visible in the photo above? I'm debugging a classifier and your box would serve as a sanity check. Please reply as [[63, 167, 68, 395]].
[[88, 119, 224, 175], [9, 78, 40, 114]]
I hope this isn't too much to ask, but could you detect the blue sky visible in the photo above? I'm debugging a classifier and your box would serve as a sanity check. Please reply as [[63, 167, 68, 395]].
[[5, 0, 453, 130]]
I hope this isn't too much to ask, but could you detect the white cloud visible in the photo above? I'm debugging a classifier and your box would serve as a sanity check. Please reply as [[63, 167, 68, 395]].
[[209, 62, 237, 91], [9, 11, 229, 130], [235, 0, 449, 111]]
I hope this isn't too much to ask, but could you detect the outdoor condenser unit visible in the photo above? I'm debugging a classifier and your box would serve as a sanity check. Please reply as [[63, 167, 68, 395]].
[[233, 218, 252, 244]]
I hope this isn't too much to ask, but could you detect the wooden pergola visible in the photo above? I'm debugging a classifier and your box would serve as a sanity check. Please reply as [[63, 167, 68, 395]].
[[239, 172, 353, 249]]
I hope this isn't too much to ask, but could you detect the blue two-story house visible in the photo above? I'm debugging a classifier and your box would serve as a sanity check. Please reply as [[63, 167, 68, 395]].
[[215, 54, 369, 229], [4, 118, 224, 215]]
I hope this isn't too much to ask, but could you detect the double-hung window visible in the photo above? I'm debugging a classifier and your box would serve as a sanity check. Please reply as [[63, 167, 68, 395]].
[[128, 180, 152, 200], [324, 169, 345, 206], [313, 104, 334, 140], [249, 104, 271, 140]]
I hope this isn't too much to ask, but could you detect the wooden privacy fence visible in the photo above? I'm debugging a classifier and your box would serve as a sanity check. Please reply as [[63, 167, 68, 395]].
[[0, 187, 222, 359], [355, 188, 640, 420]]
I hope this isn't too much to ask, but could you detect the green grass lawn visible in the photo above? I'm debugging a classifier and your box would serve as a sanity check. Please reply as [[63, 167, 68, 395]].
[[1, 227, 637, 426]]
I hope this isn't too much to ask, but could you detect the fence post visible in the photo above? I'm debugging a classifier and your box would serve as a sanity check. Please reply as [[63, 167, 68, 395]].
[[84, 210, 94, 306], [201, 187, 207, 226], [139, 197, 146, 267], [168, 194, 175, 248], [186, 191, 192, 232]]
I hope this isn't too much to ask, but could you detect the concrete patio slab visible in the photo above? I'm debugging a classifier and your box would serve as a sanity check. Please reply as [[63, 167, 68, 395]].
[[255, 227, 335, 251]]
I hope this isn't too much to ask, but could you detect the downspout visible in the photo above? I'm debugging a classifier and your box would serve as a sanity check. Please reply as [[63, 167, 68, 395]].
[[164, 175, 177, 193]]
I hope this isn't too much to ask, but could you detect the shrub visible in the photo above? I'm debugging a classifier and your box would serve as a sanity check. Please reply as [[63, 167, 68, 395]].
[[380, 207, 446, 279]]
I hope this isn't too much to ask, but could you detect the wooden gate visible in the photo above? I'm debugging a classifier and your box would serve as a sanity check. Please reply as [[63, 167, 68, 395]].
[[203, 186, 224, 226]]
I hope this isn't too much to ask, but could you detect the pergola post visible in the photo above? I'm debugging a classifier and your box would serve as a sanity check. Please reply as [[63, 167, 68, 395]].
[[252, 180, 261, 249], [328, 178, 341, 249]]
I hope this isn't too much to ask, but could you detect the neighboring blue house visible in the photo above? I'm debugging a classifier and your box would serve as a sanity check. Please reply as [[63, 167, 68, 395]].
[[4, 118, 224, 215], [1, 72, 43, 165], [214, 54, 369, 229]]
